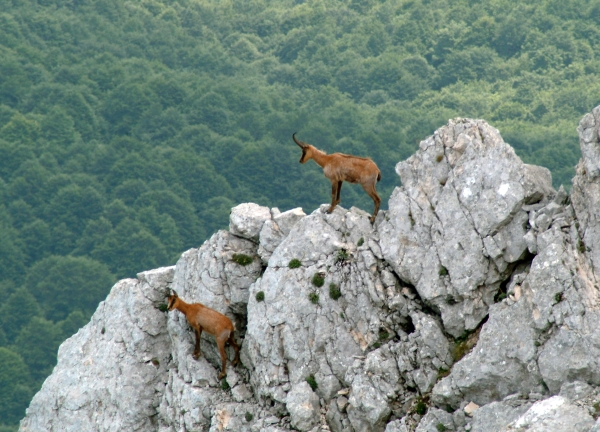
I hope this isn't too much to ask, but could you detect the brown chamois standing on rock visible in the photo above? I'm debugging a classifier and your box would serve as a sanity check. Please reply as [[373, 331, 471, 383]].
[[293, 133, 382, 223], [167, 290, 239, 379]]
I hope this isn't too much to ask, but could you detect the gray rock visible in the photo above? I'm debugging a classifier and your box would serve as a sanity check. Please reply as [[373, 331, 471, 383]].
[[559, 380, 594, 402], [385, 418, 410, 432], [229, 202, 272, 241], [470, 401, 531, 432], [505, 396, 595, 431], [285, 382, 320, 431], [20, 267, 175, 432], [415, 408, 454, 431], [258, 207, 306, 264], [379, 118, 553, 337]]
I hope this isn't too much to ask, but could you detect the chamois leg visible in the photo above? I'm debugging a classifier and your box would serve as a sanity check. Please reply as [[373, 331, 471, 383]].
[[216, 333, 229, 379], [328, 181, 339, 213], [193, 327, 202, 359], [228, 332, 240, 366], [335, 181, 343, 205], [362, 181, 381, 224]]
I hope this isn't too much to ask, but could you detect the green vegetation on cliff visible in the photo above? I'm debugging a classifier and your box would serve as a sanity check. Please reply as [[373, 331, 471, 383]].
[[1, 0, 599, 426]]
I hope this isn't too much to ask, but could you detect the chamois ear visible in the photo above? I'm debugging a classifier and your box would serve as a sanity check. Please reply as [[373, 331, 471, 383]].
[[292, 132, 308, 149]]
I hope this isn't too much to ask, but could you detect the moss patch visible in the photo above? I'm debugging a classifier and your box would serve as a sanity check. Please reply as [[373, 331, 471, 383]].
[[288, 258, 302, 268]]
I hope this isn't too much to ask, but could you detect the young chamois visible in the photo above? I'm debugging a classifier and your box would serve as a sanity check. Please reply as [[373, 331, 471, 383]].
[[167, 290, 239, 379], [293, 133, 382, 223]]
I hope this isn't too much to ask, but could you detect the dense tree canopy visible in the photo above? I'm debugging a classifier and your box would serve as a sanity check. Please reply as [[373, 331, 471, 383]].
[[1, 0, 599, 427]]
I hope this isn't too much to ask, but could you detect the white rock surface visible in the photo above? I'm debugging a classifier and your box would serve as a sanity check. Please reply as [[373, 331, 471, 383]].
[[229, 202, 272, 242]]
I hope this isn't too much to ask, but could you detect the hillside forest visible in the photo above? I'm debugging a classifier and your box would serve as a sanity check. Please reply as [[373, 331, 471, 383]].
[[1, 0, 600, 427]]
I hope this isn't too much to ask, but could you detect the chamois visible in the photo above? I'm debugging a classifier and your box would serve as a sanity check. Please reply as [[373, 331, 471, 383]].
[[293, 133, 382, 223], [167, 290, 239, 379]]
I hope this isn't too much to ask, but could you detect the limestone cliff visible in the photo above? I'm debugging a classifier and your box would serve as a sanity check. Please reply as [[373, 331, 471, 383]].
[[20, 107, 600, 432]]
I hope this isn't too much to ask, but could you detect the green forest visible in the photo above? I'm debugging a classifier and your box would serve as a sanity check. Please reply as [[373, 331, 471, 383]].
[[1, 0, 599, 427]]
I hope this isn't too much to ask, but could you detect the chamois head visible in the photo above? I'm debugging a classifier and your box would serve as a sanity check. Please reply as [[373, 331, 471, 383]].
[[292, 132, 311, 164], [167, 289, 179, 311]]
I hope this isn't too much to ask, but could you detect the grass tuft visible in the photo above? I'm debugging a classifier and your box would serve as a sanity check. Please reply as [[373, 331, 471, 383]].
[[329, 283, 342, 300], [308, 292, 319, 304], [312, 273, 325, 287], [306, 374, 318, 391], [415, 397, 427, 415], [232, 253, 253, 266], [288, 258, 302, 268], [220, 379, 230, 391], [335, 248, 350, 263], [255, 291, 265, 302]]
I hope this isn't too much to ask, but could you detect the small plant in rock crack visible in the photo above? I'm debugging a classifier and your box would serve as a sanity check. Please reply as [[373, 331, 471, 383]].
[[232, 253, 253, 266], [306, 374, 318, 391], [220, 379, 230, 391], [288, 258, 302, 269], [555, 292, 564, 303], [255, 291, 265, 302], [437, 368, 451, 380], [438, 266, 448, 276], [357, 237, 364, 247], [312, 273, 325, 287], [157, 303, 169, 312], [378, 328, 390, 341], [436, 423, 447, 431], [329, 283, 342, 300], [335, 248, 350, 263], [415, 397, 427, 415], [409, 211, 415, 227], [245, 412, 254, 422], [308, 292, 319, 304], [494, 289, 507, 303]]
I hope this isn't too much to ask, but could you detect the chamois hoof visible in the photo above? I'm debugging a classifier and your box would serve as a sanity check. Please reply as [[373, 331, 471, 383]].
[[192, 352, 200, 360], [218, 372, 226, 380], [232, 359, 239, 367], [326, 207, 334, 214], [369, 216, 376, 224]]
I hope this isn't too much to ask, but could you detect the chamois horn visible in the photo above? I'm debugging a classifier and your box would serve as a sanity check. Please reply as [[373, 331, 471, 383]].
[[292, 132, 308, 149]]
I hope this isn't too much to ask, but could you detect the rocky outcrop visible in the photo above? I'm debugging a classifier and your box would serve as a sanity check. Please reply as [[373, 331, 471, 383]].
[[20, 107, 600, 432]]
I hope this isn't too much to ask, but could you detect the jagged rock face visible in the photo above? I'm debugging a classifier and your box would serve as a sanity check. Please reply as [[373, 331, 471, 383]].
[[20, 109, 600, 432], [20, 267, 175, 432], [379, 118, 554, 337]]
